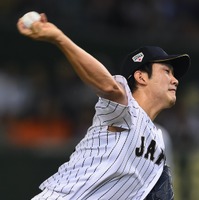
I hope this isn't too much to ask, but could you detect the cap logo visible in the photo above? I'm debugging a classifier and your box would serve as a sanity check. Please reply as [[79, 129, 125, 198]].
[[132, 52, 144, 62]]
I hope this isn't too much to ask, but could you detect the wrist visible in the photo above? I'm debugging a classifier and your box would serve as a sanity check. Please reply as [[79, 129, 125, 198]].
[[53, 31, 68, 46]]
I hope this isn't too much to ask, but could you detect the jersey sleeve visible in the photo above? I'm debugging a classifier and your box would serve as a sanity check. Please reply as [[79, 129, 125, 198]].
[[93, 75, 134, 129]]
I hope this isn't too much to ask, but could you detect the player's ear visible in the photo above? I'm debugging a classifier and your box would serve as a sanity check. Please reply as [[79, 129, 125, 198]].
[[134, 70, 148, 86]]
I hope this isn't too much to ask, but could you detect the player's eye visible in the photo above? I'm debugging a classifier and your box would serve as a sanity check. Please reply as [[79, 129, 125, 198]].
[[164, 69, 170, 74]]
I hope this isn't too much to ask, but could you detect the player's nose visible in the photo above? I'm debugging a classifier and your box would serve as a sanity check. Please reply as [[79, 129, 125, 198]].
[[171, 75, 179, 87]]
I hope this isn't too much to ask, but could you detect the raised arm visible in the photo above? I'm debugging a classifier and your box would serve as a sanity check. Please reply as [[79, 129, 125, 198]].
[[17, 13, 127, 105]]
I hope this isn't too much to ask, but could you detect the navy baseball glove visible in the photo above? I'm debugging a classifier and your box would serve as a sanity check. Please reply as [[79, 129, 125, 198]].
[[145, 165, 174, 200]]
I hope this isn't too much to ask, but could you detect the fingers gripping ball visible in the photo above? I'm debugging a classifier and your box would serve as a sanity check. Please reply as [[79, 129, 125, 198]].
[[21, 11, 41, 28]]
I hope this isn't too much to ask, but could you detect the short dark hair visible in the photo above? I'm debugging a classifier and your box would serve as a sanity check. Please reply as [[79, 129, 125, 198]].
[[127, 63, 153, 92]]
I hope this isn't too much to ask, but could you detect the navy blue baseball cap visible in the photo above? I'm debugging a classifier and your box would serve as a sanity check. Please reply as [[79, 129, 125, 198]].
[[121, 46, 191, 79]]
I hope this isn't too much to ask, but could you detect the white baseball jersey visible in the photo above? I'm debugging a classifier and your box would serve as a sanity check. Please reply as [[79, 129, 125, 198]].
[[38, 75, 166, 200]]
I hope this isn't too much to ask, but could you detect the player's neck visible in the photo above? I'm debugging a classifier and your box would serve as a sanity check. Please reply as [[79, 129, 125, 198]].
[[132, 92, 163, 121]]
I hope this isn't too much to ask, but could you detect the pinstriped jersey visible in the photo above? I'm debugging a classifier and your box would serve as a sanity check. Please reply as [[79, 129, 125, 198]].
[[39, 75, 166, 200]]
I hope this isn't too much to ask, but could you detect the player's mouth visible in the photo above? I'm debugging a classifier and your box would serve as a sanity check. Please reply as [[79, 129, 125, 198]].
[[168, 88, 177, 93]]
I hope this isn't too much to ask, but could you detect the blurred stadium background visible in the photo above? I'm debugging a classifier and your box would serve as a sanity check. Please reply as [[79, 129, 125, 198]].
[[0, 1, 199, 199]]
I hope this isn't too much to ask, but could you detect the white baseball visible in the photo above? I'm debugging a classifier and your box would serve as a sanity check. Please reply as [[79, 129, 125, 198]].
[[21, 11, 41, 28]]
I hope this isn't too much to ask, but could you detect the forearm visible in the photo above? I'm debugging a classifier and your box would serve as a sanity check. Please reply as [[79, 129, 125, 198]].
[[54, 33, 119, 97]]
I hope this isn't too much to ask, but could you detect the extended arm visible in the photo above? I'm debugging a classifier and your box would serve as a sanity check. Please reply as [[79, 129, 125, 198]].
[[17, 13, 127, 105]]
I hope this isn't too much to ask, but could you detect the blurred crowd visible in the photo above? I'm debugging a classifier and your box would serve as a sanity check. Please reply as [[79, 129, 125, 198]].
[[1, 0, 199, 37], [0, 58, 98, 148]]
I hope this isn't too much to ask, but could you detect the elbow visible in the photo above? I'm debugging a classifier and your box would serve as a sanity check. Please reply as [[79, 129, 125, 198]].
[[98, 83, 127, 104], [103, 84, 122, 94]]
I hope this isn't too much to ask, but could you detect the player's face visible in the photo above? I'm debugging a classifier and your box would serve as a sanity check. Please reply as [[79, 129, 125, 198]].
[[147, 63, 179, 109]]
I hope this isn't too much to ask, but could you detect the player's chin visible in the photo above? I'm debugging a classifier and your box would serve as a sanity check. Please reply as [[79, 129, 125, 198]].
[[164, 94, 176, 109], [167, 97, 176, 108]]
